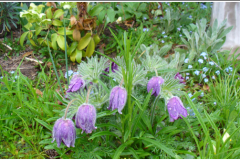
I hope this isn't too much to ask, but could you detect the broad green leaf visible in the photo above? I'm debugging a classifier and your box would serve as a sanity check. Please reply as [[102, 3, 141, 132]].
[[98, 10, 106, 24], [182, 29, 191, 40], [218, 26, 233, 39], [20, 31, 29, 46], [53, 9, 64, 19], [24, 23, 32, 30], [70, 49, 77, 62], [67, 41, 78, 56], [89, 4, 104, 16], [75, 49, 82, 63], [34, 118, 52, 131], [113, 140, 134, 159], [30, 39, 36, 46], [51, 33, 58, 50], [97, 109, 118, 118], [58, 27, 73, 35], [106, 8, 116, 23], [89, 131, 120, 140], [52, 19, 63, 26], [46, 7, 52, 19], [35, 26, 42, 36], [138, 3, 146, 12], [57, 35, 66, 50]]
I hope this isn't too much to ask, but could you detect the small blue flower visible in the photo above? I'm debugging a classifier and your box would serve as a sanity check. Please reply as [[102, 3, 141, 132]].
[[65, 70, 74, 78], [212, 76, 215, 79], [161, 40, 165, 43], [144, 17, 147, 20], [15, 76, 19, 79], [179, 34, 182, 37], [209, 61, 214, 66], [188, 65, 193, 69], [180, 26, 182, 28], [190, 31, 192, 33], [186, 73, 190, 76], [202, 74, 206, 78], [182, 2, 185, 4], [194, 70, 200, 75], [177, 28, 180, 31], [188, 93, 193, 97], [228, 67, 233, 72], [200, 92, 204, 97], [170, 37, 172, 39], [162, 31, 165, 34], [143, 28, 149, 32], [158, 5, 161, 9], [184, 58, 189, 63], [204, 78, 208, 83], [198, 59, 204, 64], [213, 102, 216, 105], [225, 68, 229, 72], [150, 45, 152, 47], [117, 4, 120, 7], [186, 76, 189, 80], [200, 52, 207, 57], [164, 35, 167, 38], [10, 71, 15, 74], [203, 67, 208, 72], [0, 76, 3, 79], [189, 15, 192, 18], [113, 78, 116, 82], [192, 98, 196, 101], [215, 70, 220, 75]]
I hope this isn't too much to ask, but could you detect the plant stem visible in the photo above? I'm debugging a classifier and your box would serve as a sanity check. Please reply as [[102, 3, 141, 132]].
[[86, 85, 93, 104], [64, 20, 69, 86], [119, 78, 124, 87], [64, 98, 78, 119], [154, 68, 158, 76], [47, 39, 64, 95], [150, 95, 160, 125]]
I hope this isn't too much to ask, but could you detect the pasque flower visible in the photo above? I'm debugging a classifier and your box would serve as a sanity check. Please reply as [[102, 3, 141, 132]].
[[167, 96, 188, 122], [147, 76, 164, 96], [76, 104, 97, 134], [66, 74, 85, 93], [174, 72, 186, 84], [103, 62, 118, 75], [108, 86, 127, 114], [52, 118, 76, 148]]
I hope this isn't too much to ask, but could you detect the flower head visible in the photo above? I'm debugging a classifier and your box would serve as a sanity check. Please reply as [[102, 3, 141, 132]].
[[189, 15, 192, 18], [76, 104, 97, 134], [201, 92, 204, 97], [162, 31, 165, 34], [213, 102, 217, 105], [186, 76, 189, 80], [204, 78, 208, 83], [188, 93, 193, 98], [203, 67, 208, 72], [202, 74, 206, 78], [179, 34, 182, 37], [194, 70, 200, 75], [228, 67, 233, 72], [108, 86, 127, 114], [167, 96, 188, 122], [184, 58, 189, 63], [209, 61, 214, 66], [103, 62, 118, 75], [200, 52, 207, 57], [164, 35, 167, 38], [188, 65, 193, 69], [198, 59, 204, 64], [215, 70, 220, 75], [222, 129, 231, 142], [116, 17, 122, 24], [143, 28, 149, 32], [66, 75, 85, 93], [52, 118, 76, 148], [147, 76, 164, 96], [174, 72, 186, 84], [212, 76, 215, 79], [161, 40, 165, 43], [177, 28, 180, 31], [65, 70, 74, 78]]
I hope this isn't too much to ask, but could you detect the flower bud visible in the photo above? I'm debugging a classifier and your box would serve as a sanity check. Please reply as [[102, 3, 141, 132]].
[[103, 62, 118, 76], [147, 76, 164, 96], [75, 104, 97, 134], [108, 86, 127, 114], [52, 118, 76, 148], [174, 72, 186, 84], [167, 96, 188, 122]]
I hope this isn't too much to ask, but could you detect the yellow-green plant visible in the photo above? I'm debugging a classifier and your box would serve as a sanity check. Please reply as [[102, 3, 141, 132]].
[[20, 2, 100, 63]]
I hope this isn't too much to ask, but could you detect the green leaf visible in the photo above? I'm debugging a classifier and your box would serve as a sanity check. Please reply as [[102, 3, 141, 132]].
[[137, 3, 146, 12], [67, 41, 78, 56], [20, 31, 29, 47], [70, 49, 77, 62], [24, 23, 32, 30], [89, 131, 120, 140], [106, 8, 116, 23], [58, 27, 73, 35], [57, 35, 66, 50], [46, 7, 52, 19], [51, 33, 58, 50], [52, 19, 63, 26], [97, 109, 118, 118], [35, 26, 42, 36], [113, 140, 134, 159], [89, 5, 104, 16], [182, 29, 191, 40], [139, 137, 177, 158], [75, 49, 82, 63], [53, 9, 64, 19], [159, 44, 172, 56], [98, 10, 106, 24], [218, 26, 233, 39], [34, 118, 52, 131]]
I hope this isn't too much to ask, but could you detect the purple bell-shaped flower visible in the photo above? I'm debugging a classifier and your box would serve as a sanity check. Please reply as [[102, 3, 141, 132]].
[[167, 96, 188, 122], [75, 104, 97, 134], [66, 74, 85, 93], [174, 72, 186, 84], [108, 86, 127, 114], [103, 62, 118, 75], [52, 118, 76, 148], [147, 76, 164, 97]]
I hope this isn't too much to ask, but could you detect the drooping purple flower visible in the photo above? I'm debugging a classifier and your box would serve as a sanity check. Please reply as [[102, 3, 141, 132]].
[[66, 74, 85, 93], [103, 62, 118, 75], [108, 86, 127, 114], [174, 72, 186, 84], [167, 96, 188, 122], [52, 118, 76, 148], [75, 104, 97, 134], [147, 76, 164, 97]]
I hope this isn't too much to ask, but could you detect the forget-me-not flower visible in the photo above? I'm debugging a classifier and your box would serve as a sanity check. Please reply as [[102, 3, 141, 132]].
[[164, 35, 167, 38], [158, 5, 161, 9], [202, 74, 206, 78], [184, 58, 189, 63], [188, 65, 193, 69], [190, 31, 192, 33], [215, 70, 220, 75], [65, 70, 74, 78], [189, 15, 192, 18], [209, 61, 214, 66], [186, 76, 189, 80], [144, 17, 147, 20], [212, 76, 215, 79], [200, 92, 204, 97], [194, 70, 200, 75], [200, 52, 207, 57], [186, 73, 190, 76], [203, 67, 208, 72], [228, 67, 233, 72], [204, 78, 208, 83], [179, 34, 182, 37], [213, 102, 216, 105], [143, 28, 149, 32], [177, 28, 180, 31], [198, 59, 204, 64], [161, 40, 165, 43], [10, 71, 15, 74], [162, 31, 165, 34], [188, 93, 193, 97]]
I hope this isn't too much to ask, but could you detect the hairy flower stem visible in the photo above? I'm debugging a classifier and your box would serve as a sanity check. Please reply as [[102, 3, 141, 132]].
[[119, 78, 124, 87], [64, 99, 78, 120], [86, 85, 93, 104], [154, 68, 158, 77], [150, 95, 160, 125]]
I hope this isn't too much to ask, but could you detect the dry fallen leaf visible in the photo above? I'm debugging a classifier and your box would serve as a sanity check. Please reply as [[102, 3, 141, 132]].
[[22, 51, 33, 58], [35, 88, 43, 97]]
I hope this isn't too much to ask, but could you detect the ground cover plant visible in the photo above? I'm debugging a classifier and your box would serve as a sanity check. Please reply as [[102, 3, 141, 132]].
[[1, 1, 240, 159]]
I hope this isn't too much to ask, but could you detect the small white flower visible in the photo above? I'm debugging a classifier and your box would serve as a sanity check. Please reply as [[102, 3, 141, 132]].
[[200, 52, 208, 57], [202, 74, 206, 78], [162, 31, 165, 34], [213, 102, 217, 105], [188, 65, 193, 69], [204, 56, 207, 60], [65, 70, 74, 78], [10, 71, 15, 74], [170, 37, 172, 39], [186, 76, 189, 80], [116, 17, 122, 24], [200, 92, 204, 97], [204, 78, 208, 83], [15, 76, 19, 79], [209, 61, 214, 66], [164, 35, 167, 38], [212, 76, 215, 79], [203, 67, 208, 72], [177, 28, 181, 31], [184, 58, 189, 63], [222, 129, 231, 142], [186, 73, 190, 76], [179, 34, 182, 37], [216, 70, 220, 75], [0, 76, 3, 79], [198, 59, 204, 64], [228, 67, 233, 72], [194, 70, 200, 75], [188, 93, 193, 97]]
